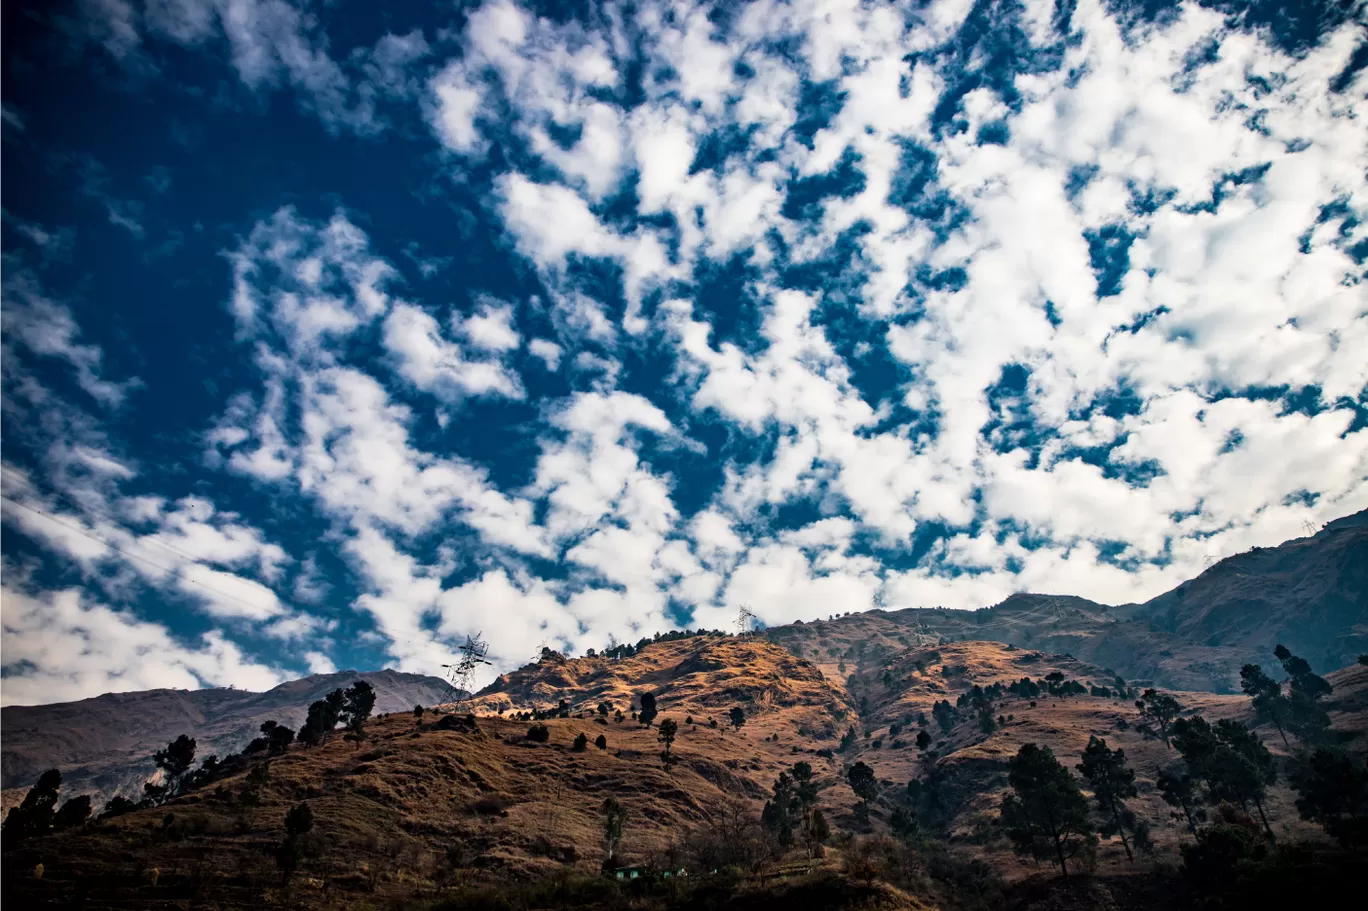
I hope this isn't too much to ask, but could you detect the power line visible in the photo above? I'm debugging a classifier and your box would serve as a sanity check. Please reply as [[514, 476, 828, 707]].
[[0, 467, 226, 570], [0, 492, 288, 618]]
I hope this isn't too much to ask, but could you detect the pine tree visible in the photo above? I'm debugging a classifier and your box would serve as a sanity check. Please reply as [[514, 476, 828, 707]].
[[1077, 736, 1146, 861], [658, 718, 678, 759], [729, 706, 746, 731], [1239, 664, 1290, 746], [638, 692, 658, 727], [595, 733, 608, 750], [847, 761, 877, 819], [762, 771, 797, 845], [1000, 743, 1096, 877], [1274, 645, 1333, 744], [1289, 748, 1368, 846], [1135, 689, 1182, 747], [573, 732, 589, 752], [300, 689, 344, 746], [1156, 764, 1203, 836], [342, 681, 376, 745]]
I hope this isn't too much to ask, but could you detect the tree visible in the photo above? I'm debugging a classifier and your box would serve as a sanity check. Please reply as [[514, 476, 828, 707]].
[[527, 723, 550, 743], [2, 769, 62, 839], [1240, 664, 1290, 746], [762, 771, 797, 845], [729, 706, 746, 731], [916, 729, 932, 751], [600, 797, 628, 865], [638, 692, 658, 727], [1157, 764, 1203, 836], [256, 720, 295, 756], [1289, 748, 1368, 846], [100, 795, 137, 819], [890, 805, 918, 841], [1135, 689, 1182, 747], [573, 732, 589, 752], [658, 718, 678, 759], [300, 689, 344, 746], [414, 704, 425, 723], [932, 699, 957, 733], [278, 801, 315, 881], [847, 761, 878, 819], [598, 701, 611, 717], [1172, 716, 1277, 842], [1077, 736, 1146, 861], [1275, 645, 1333, 744], [149, 734, 197, 803], [342, 681, 376, 745], [53, 795, 92, 831], [804, 807, 831, 859], [595, 733, 607, 750], [1000, 743, 1095, 877]]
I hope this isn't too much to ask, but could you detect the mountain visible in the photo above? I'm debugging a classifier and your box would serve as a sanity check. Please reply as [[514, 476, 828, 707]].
[[3, 631, 1363, 909], [0, 669, 449, 811], [767, 511, 1368, 693], [2, 516, 1365, 909]]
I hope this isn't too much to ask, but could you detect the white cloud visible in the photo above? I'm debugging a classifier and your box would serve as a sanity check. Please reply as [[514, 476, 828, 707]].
[[1, 585, 286, 706]]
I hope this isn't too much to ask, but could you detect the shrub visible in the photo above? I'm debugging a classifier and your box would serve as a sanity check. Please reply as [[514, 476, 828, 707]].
[[595, 734, 607, 750], [572, 732, 588, 752], [527, 724, 550, 743]]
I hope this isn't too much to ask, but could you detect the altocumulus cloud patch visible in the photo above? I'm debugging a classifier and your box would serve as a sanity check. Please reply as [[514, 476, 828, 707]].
[[2, 0, 1366, 704]]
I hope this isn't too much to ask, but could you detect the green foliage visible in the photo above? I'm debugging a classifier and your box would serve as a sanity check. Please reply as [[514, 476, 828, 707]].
[[1289, 748, 1368, 846], [277, 802, 315, 880], [932, 700, 958, 733], [1157, 764, 1204, 836], [839, 726, 857, 751], [600, 797, 628, 862], [342, 681, 377, 741], [1172, 716, 1278, 840], [728, 706, 746, 730], [1240, 663, 1290, 745], [573, 732, 589, 752], [1274, 645, 1333, 744], [597, 701, 611, 717], [3, 769, 62, 839], [657, 718, 678, 758], [1077, 736, 1147, 861], [1000, 743, 1095, 877], [847, 761, 877, 809], [1135, 689, 1182, 746], [527, 723, 550, 743], [300, 689, 344, 745], [889, 806, 918, 841]]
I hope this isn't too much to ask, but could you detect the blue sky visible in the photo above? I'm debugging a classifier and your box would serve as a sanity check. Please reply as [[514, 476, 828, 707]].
[[2, 0, 1366, 705]]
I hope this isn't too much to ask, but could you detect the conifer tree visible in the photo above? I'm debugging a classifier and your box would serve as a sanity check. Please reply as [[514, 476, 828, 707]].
[[1135, 689, 1182, 747], [1000, 743, 1095, 877], [1077, 736, 1147, 860], [658, 718, 678, 759], [638, 692, 658, 727]]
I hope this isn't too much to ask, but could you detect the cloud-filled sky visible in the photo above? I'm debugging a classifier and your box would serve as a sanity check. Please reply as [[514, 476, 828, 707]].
[[2, 0, 1366, 706]]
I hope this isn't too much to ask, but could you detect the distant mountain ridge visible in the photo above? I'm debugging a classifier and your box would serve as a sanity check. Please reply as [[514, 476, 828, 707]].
[[0, 669, 449, 809], [767, 509, 1368, 693]]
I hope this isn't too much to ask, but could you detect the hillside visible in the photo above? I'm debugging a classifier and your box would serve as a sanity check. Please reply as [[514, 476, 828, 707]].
[[0, 670, 449, 812], [3, 631, 1363, 909]]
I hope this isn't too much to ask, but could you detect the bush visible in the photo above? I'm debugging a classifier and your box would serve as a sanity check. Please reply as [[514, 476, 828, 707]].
[[470, 795, 509, 816], [572, 732, 588, 751], [527, 724, 550, 743], [595, 734, 607, 750]]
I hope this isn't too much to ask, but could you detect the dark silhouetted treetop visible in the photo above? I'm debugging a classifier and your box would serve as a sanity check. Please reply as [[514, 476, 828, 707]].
[[657, 717, 678, 758], [638, 692, 658, 727], [1289, 748, 1368, 846], [2, 769, 62, 839], [729, 706, 746, 730], [52, 794, 92, 831]]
